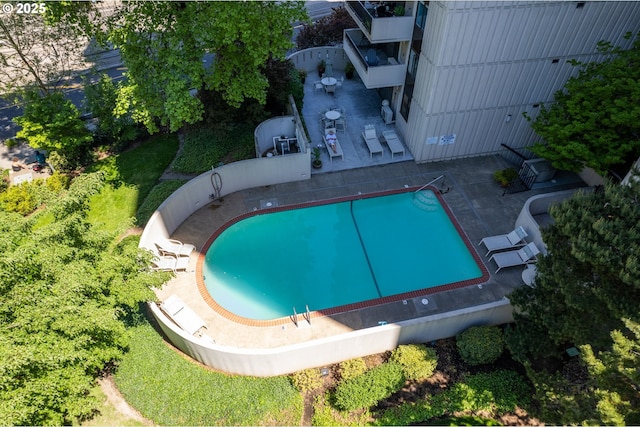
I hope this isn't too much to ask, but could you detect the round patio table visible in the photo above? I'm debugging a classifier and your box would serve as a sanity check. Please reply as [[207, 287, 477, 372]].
[[321, 77, 337, 87], [325, 110, 341, 121]]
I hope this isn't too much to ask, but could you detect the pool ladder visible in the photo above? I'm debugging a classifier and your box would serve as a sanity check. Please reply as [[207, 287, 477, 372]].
[[291, 305, 311, 327]]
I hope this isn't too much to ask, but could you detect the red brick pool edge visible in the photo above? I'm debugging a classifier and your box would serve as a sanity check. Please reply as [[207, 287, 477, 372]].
[[195, 186, 490, 327]]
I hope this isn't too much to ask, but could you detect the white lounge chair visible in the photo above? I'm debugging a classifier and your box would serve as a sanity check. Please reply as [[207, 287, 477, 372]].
[[155, 238, 195, 257], [381, 130, 405, 159], [489, 242, 540, 273], [361, 124, 384, 159], [160, 295, 207, 335], [323, 128, 344, 162], [150, 255, 190, 273], [479, 226, 528, 256]]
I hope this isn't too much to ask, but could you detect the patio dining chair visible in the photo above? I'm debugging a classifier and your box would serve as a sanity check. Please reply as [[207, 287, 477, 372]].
[[313, 81, 323, 92]]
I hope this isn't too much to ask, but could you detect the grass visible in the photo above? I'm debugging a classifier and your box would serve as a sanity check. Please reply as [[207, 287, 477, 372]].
[[75, 386, 148, 427], [114, 319, 304, 426], [86, 134, 179, 233]]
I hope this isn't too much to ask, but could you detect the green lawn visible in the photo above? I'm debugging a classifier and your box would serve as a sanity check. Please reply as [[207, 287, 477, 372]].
[[86, 134, 179, 233], [114, 320, 303, 426]]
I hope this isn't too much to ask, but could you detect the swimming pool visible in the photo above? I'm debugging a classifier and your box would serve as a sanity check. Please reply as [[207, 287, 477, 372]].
[[197, 188, 488, 325]]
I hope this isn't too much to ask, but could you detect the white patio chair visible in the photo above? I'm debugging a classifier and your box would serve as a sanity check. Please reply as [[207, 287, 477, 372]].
[[489, 242, 540, 273], [479, 226, 528, 256]]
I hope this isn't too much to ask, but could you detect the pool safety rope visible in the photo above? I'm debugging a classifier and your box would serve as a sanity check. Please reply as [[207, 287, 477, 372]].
[[349, 200, 382, 298]]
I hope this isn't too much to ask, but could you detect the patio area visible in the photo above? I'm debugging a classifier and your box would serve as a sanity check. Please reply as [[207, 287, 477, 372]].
[[300, 71, 413, 173]]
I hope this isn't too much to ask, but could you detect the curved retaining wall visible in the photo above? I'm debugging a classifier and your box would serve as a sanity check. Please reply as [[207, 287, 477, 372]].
[[139, 124, 310, 252], [149, 298, 513, 377], [515, 188, 591, 255]]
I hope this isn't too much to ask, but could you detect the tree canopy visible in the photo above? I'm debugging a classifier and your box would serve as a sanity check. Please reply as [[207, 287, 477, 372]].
[[76, 1, 307, 132], [0, 172, 168, 425], [528, 33, 640, 175], [0, 4, 87, 95], [506, 176, 640, 424]]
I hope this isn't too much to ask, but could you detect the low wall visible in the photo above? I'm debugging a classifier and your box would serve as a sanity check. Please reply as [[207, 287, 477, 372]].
[[515, 188, 590, 255], [149, 298, 513, 377], [139, 153, 310, 252], [254, 116, 306, 157], [288, 46, 349, 77]]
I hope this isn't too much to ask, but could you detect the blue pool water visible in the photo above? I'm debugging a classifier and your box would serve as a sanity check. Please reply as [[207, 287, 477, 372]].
[[202, 191, 483, 320]]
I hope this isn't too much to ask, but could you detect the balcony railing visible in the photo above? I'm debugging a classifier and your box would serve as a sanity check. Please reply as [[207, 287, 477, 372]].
[[343, 29, 406, 89], [345, 1, 414, 43]]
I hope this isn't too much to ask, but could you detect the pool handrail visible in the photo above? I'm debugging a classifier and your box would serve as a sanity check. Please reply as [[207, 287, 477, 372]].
[[415, 175, 444, 193]]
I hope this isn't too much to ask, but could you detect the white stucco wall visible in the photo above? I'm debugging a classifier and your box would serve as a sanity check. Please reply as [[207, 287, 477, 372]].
[[149, 298, 513, 377]]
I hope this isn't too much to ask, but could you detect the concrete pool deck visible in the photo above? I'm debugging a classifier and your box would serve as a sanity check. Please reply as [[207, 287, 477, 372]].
[[152, 155, 587, 349]]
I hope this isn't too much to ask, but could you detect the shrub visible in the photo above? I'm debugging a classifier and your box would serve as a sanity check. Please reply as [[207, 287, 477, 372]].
[[333, 361, 405, 411], [0, 182, 39, 215], [493, 168, 519, 187], [0, 173, 69, 216], [290, 368, 324, 393], [135, 180, 186, 227], [389, 344, 438, 381], [45, 172, 71, 193], [312, 392, 371, 426], [0, 169, 9, 193], [456, 325, 504, 366], [338, 357, 368, 381], [295, 7, 356, 50], [375, 370, 531, 425]]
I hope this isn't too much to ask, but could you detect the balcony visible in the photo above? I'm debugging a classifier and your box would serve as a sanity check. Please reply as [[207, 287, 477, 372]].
[[345, 1, 414, 43], [344, 29, 406, 89]]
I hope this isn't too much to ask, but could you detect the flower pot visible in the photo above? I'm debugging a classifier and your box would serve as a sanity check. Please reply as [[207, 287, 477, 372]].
[[312, 160, 322, 169]]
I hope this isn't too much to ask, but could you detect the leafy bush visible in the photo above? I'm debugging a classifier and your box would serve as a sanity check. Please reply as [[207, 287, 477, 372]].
[[172, 125, 255, 174], [375, 370, 530, 425], [0, 181, 39, 214], [449, 370, 531, 413], [456, 325, 504, 366], [333, 361, 405, 411], [0, 173, 69, 216], [312, 392, 371, 427], [0, 169, 9, 193], [135, 180, 186, 227], [296, 7, 356, 50], [493, 168, 519, 187], [290, 368, 324, 393], [338, 357, 368, 381], [389, 344, 438, 381]]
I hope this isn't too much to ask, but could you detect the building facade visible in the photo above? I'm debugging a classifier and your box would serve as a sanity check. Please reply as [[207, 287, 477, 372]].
[[344, 1, 640, 163]]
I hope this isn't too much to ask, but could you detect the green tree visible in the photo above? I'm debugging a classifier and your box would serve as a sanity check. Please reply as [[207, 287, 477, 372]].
[[0, 4, 88, 95], [0, 173, 167, 425], [526, 33, 640, 175], [84, 74, 141, 150], [506, 178, 640, 424], [77, 1, 307, 132], [580, 319, 640, 425], [15, 89, 93, 168]]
